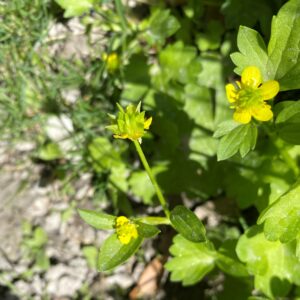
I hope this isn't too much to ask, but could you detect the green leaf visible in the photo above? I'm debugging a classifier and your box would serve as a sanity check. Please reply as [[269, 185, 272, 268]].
[[157, 41, 201, 85], [135, 222, 160, 238], [170, 205, 206, 243], [123, 54, 150, 85], [25, 227, 48, 249], [109, 165, 129, 193], [231, 0, 300, 90], [213, 120, 241, 138], [184, 84, 214, 131], [38, 143, 63, 161], [35, 250, 50, 270], [230, 26, 269, 80], [88, 137, 122, 172], [258, 181, 300, 243], [221, 0, 272, 35], [78, 209, 116, 230], [183, 0, 204, 20], [144, 9, 180, 45], [239, 123, 257, 158], [275, 101, 300, 145], [217, 276, 253, 300], [189, 128, 217, 165], [82, 246, 98, 269], [197, 54, 223, 89], [223, 165, 261, 209], [165, 234, 215, 286], [236, 225, 300, 298], [196, 20, 223, 52], [266, 0, 300, 90], [216, 239, 249, 277], [217, 123, 256, 161], [55, 0, 94, 17], [98, 234, 143, 271], [129, 165, 167, 204]]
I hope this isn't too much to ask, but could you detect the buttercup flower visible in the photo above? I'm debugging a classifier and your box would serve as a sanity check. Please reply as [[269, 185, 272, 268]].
[[115, 216, 138, 245], [106, 102, 152, 143], [102, 52, 120, 73], [226, 66, 279, 124]]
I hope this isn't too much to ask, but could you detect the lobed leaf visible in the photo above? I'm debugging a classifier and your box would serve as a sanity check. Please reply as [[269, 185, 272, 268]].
[[165, 234, 215, 286], [236, 225, 300, 298], [231, 0, 300, 90], [230, 26, 269, 80], [266, 0, 300, 90], [258, 181, 300, 243]]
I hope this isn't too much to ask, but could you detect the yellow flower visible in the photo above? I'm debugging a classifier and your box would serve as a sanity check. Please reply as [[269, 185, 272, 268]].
[[115, 216, 138, 245], [106, 102, 152, 143], [226, 66, 279, 124], [102, 52, 120, 73]]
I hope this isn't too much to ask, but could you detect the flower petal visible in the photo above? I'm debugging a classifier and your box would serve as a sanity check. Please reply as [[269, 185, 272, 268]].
[[113, 134, 128, 139], [226, 83, 238, 103], [258, 80, 279, 100], [233, 109, 252, 124], [251, 103, 273, 121], [241, 66, 262, 88], [144, 116, 152, 129]]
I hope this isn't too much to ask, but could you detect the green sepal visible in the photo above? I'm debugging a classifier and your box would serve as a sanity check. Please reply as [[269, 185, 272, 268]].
[[98, 233, 143, 271], [78, 209, 116, 230], [135, 221, 161, 238], [170, 205, 206, 243]]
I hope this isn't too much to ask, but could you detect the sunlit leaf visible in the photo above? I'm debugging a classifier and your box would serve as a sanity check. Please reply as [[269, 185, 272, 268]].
[[165, 235, 216, 285]]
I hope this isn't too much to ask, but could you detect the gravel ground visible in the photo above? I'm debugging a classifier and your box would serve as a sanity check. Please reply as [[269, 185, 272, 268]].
[[0, 16, 166, 300], [0, 142, 163, 300]]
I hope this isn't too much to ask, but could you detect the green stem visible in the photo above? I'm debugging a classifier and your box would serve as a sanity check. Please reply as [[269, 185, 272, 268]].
[[135, 216, 171, 226], [133, 140, 170, 218], [238, 216, 248, 232]]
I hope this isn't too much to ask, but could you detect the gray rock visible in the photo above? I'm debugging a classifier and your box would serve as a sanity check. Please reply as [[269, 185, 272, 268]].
[[104, 272, 134, 290], [15, 141, 36, 152], [14, 280, 32, 297], [81, 226, 96, 245], [45, 115, 74, 143], [26, 196, 50, 218], [0, 254, 12, 271], [61, 88, 80, 105], [31, 275, 45, 296], [45, 260, 88, 297], [45, 213, 61, 233]]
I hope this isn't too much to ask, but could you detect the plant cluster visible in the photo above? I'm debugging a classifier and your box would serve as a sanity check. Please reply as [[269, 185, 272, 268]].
[[2, 0, 300, 298]]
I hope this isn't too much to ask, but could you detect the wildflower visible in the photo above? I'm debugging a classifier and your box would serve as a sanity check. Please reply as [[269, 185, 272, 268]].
[[226, 66, 279, 124], [106, 102, 152, 143], [115, 216, 138, 245], [102, 52, 120, 73]]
